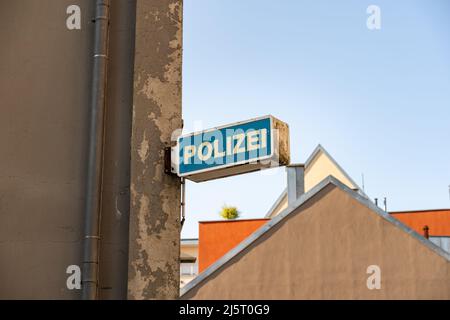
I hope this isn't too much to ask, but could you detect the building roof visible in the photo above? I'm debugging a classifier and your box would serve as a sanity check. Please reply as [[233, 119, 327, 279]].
[[390, 209, 450, 237], [180, 252, 197, 263], [198, 218, 269, 224], [181, 175, 450, 297], [391, 209, 450, 214], [265, 144, 368, 218], [181, 238, 199, 246], [305, 144, 363, 192]]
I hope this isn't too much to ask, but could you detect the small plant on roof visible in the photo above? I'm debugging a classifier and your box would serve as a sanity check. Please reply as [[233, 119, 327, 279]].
[[219, 205, 240, 220]]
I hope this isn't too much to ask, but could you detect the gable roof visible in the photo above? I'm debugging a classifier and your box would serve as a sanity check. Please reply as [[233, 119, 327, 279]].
[[305, 144, 362, 191], [181, 175, 450, 297], [264, 144, 367, 218]]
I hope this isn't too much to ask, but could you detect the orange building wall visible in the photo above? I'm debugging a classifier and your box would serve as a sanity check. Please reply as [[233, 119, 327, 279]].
[[391, 209, 450, 236], [199, 219, 269, 273]]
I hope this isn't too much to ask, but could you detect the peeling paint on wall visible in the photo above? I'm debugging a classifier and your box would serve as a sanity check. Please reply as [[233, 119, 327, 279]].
[[128, 0, 182, 300]]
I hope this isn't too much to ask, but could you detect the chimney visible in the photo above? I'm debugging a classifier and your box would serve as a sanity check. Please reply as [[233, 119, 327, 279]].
[[423, 225, 430, 239], [286, 164, 305, 206]]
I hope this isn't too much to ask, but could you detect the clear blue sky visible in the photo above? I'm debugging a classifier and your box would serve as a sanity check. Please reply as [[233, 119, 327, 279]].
[[181, 0, 450, 239]]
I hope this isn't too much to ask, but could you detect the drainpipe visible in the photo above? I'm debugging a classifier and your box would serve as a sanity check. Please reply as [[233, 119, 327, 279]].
[[82, 0, 111, 300], [286, 164, 305, 206]]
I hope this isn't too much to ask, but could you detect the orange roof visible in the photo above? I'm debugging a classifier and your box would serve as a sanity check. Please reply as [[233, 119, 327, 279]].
[[199, 219, 269, 273], [390, 209, 450, 236]]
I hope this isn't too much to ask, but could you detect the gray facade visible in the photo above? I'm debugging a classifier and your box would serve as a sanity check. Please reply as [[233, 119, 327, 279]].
[[0, 0, 176, 299]]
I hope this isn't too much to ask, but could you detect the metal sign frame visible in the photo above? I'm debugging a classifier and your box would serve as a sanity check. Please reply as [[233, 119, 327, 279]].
[[171, 115, 290, 182]]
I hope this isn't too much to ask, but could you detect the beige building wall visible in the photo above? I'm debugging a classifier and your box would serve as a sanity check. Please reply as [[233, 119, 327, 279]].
[[183, 184, 450, 299], [304, 151, 356, 192]]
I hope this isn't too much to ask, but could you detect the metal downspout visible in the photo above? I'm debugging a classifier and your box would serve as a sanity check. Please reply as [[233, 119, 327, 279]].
[[82, 0, 111, 300]]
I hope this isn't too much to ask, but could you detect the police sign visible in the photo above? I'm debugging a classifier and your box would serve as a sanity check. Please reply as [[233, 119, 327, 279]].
[[173, 115, 290, 182]]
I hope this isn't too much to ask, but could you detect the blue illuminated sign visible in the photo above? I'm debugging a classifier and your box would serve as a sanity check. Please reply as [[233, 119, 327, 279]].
[[177, 116, 274, 177]]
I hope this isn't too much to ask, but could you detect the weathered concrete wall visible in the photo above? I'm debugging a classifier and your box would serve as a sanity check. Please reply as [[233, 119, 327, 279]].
[[128, 0, 183, 299], [183, 185, 450, 299]]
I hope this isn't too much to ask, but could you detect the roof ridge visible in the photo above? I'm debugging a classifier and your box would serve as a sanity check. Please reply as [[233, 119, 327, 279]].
[[265, 144, 368, 218], [306, 144, 365, 195]]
